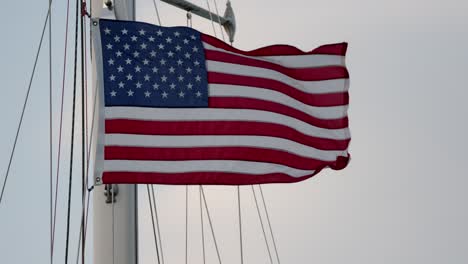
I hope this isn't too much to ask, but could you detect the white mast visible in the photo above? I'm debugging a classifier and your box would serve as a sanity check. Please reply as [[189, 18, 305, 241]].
[[92, 1, 138, 264]]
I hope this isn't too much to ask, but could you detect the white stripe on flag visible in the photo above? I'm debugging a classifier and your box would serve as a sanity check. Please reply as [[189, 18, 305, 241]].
[[105, 107, 350, 140], [209, 84, 347, 118], [206, 60, 347, 94], [105, 134, 347, 161]]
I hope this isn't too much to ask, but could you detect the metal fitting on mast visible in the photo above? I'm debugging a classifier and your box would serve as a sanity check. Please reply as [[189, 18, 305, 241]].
[[161, 0, 237, 42]]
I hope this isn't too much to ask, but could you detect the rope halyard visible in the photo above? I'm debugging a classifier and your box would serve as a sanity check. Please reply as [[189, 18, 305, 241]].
[[151, 185, 165, 264], [211, 0, 225, 41], [259, 186, 281, 264], [0, 0, 55, 207], [252, 186, 274, 264], [200, 186, 206, 264], [200, 187, 222, 264], [147, 185, 161, 264], [237, 186, 244, 264], [151, 0, 162, 25], [48, 0, 53, 263], [205, 0, 218, 38]]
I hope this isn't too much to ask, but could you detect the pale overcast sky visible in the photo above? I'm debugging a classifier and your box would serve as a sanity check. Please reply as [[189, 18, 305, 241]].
[[1, 0, 468, 263]]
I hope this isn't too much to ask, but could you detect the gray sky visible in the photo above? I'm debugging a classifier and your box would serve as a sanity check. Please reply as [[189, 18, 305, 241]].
[[1, 0, 468, 263]]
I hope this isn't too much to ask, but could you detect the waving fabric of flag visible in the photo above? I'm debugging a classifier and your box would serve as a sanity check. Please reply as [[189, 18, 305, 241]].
[[92, 18, 350, 185]]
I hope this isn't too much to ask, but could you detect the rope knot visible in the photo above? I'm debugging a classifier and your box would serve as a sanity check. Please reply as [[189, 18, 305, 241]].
[[81, 2, 90, 18]]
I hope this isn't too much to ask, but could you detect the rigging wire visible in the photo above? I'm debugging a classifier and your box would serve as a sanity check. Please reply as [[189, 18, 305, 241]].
[[200, 187, 222, 264], [0, 0, 54, 206], [204, 0, 218, 38], [151, 185, 165, 264], [52, 0, 72, 254], [237, 186, 244, 264], [199, 186, 206, 264], [48, 0, 53, 263], [185, 185, 189, 264], [147, 185, 161, 264], [211, 0, 225, 42], [259, 186, 281, 264], [74, 187, 93, 264], [64, 0, 80, 262], [112, 187, 115, 264], [79, 1, 87, 263], [151, 0, 162, 25], [251, 186, 273, 264], [185, 14, 192, 264]]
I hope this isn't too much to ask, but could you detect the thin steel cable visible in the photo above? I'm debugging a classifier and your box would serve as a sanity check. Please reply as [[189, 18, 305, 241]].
[[251, 186, 273, 264], [48, 0, 53, 262], [151, 185, 165, 264], [74, 222, 84, 264], [0, 0, 53, 206], [211, 0, 225, 41], [52, 0, 72, 253], [204, 0, 218, 37], [259, 186, 281, 264], [80, 3, 86, 263], [146, 185, 161, 264], [237, 186, 244, 264], [151, 0, 162, 25], [185, 185, 188, 264], [199, 186, 206, 264], [85, 78, 98, 181], [75, 187, 93, 264], [64, 0, 80, 263], [80, 18, 94, 264], [83, 3, 89, 190], [112, 187, 115, 264], [83, 188, 93, 249], [200, 187, 222, 264]]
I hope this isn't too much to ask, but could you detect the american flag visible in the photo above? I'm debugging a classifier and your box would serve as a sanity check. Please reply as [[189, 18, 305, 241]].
[[94, 18, 350, 185]]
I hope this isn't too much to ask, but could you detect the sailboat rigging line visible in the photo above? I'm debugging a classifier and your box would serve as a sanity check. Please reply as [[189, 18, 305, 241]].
[[146, 185, 161, 264], [80, 3, 87, 263], [151, 0, 162, 25], [112, 188, 115, 264], [251, 186, 274, 264], [151, 185, 165, 264], [85, 78, 98, 183], [65, 0, 81, 262], [83, 3, 90, 189], [200, 187, 222, 264], [237, 186, 244, 264], [204, 0, 217, 37], [199, 186, 206, 264], [211, 0, 225, 42], [259, 186, 281, 264], [74, 187, 93, 264], [74, 221, 84, 264], [0, 0, 54, 206], [48, 0, 53, 262], [52, 0, 72, 254], [185, 186, 188, 264]]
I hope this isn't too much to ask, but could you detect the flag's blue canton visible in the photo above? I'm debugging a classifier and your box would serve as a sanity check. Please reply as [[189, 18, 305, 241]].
[[99, 19, 208, 107]]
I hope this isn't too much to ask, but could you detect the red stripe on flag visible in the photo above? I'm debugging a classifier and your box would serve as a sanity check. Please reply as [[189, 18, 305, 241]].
[[205, 50, 349, 81], [105, 146, 348, 170], [209, 97, 349, 129], [201, 34, 348, 56], [102, 171, 313, 185], [208, 72, 348, 107], [105, 119, 350, 150]]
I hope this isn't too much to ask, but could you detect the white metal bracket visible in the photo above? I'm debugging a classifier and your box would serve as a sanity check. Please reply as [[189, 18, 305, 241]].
[[161, 0, 236, 43]]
